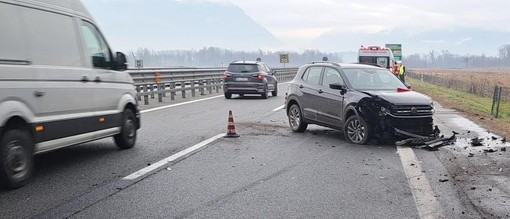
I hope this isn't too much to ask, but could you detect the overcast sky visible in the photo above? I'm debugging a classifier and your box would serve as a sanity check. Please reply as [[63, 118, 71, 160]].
[[82, 0, 510, 54], [223, 0, 509, 47]]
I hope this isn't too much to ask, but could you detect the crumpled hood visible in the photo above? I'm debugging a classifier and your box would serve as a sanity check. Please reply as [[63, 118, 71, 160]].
[[362, 90, 433, 105]]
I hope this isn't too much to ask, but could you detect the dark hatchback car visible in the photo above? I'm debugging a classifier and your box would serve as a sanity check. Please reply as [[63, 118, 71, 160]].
[[223, 61, 278, 99], [285, 62, 435, 144]]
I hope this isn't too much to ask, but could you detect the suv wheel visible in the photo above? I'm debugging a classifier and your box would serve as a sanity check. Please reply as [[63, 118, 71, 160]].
[[344, 115, 370, 144], [114, 109, 137, 149], [288, 104, 308, 132], [224, 93, 232, 99], [0, 129, 34, 189], [271, 83, 278, 96], [261, 87, 268, 99]]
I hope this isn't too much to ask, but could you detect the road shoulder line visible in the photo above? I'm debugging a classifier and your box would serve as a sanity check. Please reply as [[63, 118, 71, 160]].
[[397, 146, 445, 219]]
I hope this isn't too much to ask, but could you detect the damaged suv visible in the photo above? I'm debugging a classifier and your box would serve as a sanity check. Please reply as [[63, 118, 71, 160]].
[[285, 62, 434, 144]]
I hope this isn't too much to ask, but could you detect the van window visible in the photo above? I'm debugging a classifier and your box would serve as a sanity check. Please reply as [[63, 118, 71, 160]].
[[22, 6, 81, 67], [0, 4, 26, 62], [81, 21, 112, 69]]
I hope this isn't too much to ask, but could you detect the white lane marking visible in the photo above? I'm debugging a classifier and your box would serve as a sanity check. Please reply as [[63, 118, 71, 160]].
[[397, 146, 445, 218], [272, 105, 285, 112], [141, 95, 223, 114], [123, 133, 225, 180]]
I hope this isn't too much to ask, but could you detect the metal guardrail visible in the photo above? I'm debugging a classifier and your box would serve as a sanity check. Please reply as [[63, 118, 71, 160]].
[[126, 68, 298, 105]]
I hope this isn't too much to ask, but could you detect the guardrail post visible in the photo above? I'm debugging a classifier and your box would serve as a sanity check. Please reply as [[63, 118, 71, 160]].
[[136, 85, 142, 101], [157, 84, 163, 103], [150, 84, 155, 99], [143, 85, 149, 105], [170, 82, 176, 101], [162, 83, 166, 98], [191, 81, 196, 97], [206, 79, 212, 94], [181, 82, 186, 98], [199, 80, 205, 95], [215, 78, 221, 93]]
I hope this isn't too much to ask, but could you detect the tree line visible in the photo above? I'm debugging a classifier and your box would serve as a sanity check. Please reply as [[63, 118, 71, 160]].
[[404, 44, 510, 68], [128, 44, 510, 69], [128, 47, 342, 68]]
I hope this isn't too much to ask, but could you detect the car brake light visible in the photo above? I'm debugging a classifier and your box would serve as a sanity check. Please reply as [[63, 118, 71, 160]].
[[257, 74, 264, 79], [224, 74, 232, 79]]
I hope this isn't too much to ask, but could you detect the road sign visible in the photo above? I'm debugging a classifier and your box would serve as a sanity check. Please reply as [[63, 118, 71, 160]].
[[385, 44, 402, 61], [135, 60, 143, 69], [279, 54, 289, 64]]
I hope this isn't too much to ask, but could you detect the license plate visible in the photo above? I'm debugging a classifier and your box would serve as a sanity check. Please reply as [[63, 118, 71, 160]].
[[236, 78, 249, 81]]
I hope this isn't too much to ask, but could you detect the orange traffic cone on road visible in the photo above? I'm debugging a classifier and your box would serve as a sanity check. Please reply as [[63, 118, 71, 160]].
[[225, 110, 240, 138]]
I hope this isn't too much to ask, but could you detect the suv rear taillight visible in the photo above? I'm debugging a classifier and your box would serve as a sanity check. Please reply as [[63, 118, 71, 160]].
[[255, 74, 265, 79], [224, 73, 232, 79]]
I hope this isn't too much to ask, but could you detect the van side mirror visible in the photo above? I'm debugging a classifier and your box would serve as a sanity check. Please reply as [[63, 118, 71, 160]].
[[329, 82, 347, 95], [115, 52, 128, 71]]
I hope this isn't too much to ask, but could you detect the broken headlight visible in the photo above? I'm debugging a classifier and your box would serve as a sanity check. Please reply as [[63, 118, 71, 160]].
[[378, 106, 390, 116]]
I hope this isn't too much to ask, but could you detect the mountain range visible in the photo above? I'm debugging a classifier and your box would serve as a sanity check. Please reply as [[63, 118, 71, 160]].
[[84, 0, 509, 57]]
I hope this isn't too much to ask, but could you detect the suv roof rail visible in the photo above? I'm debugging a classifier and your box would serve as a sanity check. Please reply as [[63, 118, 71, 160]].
[[308, 61, 341, 67]]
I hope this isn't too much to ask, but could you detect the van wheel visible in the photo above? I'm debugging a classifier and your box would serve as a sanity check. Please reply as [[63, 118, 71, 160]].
[[114, 109, 137, 149], [0, 129, 34, 189], [344, 115, 370, 145]]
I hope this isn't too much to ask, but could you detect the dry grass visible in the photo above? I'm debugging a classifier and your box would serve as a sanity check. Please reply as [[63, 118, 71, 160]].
[[407, 71, 510, 137], [412, 68, 510, 87]]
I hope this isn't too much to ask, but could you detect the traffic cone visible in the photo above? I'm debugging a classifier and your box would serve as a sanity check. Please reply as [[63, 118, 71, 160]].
[[225, 110, 240, 138]]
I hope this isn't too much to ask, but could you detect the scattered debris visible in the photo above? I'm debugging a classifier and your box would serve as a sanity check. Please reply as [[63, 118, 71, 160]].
[[394, 127, 456, 151], [502, 137, 507, 143], [471, 137, 484, 146], [483, 148, 497, 153], [471, 187, 476, 190], [166, 167, 171, 171], [491, 136, 498, 140], [468, 153, 475, 157], [439, 179, 449, 182], [502, 147, 507, 152]]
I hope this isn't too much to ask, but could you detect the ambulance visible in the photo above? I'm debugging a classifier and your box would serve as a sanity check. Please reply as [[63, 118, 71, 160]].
[[358, 46, 397, 74]]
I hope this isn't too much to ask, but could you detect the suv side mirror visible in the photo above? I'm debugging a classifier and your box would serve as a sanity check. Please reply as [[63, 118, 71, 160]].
[[115, 52, 128, 71], [329, 82, 347, 95], [271, 70, 276, 76], [405, 82, 411, 89]]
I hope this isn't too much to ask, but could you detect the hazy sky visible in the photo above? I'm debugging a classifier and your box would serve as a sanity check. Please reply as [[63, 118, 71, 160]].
[[222, 0, 509, 47], [82, 0, 510, 53]]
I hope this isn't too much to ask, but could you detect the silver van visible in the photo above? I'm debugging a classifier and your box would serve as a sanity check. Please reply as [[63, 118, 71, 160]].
[[0, 0, 140, 189]]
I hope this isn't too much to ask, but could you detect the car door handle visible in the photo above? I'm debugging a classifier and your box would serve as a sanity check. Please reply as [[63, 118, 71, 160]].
[[317, 89, 324, 94], [34, 91, 45, 97], [81, 76, 89, 82], [93, 76, 101, 83]]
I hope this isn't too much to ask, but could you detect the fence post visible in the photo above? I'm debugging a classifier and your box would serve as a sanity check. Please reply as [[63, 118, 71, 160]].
[[495, 86, 502, 118], [491, 86, 498, 117]]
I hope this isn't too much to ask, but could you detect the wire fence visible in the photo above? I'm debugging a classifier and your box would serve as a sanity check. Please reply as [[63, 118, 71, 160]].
[[407, 71, 509, 118]]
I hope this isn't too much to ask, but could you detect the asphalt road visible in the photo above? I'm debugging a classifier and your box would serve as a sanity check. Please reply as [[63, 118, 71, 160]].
[[1, 83, 508, 218]]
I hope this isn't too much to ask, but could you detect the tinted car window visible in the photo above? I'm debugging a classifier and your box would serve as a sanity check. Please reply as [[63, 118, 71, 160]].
[[228, 64, 259, 73], [302, 66, 322, 85], [343, 68, 406, 90], [322, 67, 344, 86]]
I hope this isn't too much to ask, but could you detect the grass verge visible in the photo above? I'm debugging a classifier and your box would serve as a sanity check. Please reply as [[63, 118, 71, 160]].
[[407, 77, 510, 137]]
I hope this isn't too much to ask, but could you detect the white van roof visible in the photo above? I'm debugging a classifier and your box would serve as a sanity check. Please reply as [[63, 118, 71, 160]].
[[5, 0, 94, 21]]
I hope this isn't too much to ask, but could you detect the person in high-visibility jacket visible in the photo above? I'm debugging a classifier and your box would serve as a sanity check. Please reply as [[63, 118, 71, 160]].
[[399, 63, 406, 83]]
